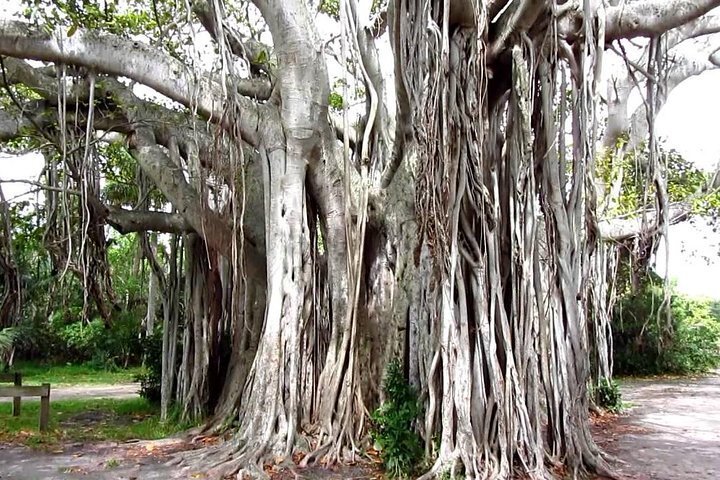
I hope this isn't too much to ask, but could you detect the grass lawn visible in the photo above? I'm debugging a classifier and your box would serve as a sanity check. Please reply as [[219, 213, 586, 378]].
[[10, 361, 143, 386], [0, 397, 193, 448]]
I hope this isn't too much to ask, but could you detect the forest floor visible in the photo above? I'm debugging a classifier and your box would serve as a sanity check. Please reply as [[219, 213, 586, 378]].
[[0, 371, 718, 479]]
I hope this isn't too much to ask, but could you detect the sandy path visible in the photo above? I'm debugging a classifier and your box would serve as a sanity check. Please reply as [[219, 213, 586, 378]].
[[0, 383, 139, 403], [596, 371, 720, 480]]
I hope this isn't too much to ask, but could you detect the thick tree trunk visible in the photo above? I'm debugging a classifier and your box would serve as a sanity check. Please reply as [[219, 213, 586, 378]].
[[216, 149, 308, 475], [394, 2, 616, 477]]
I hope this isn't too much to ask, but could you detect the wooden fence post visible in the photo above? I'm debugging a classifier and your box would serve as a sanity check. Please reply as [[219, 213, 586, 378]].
[[12, 372, 21, 416], [39, 383, 50, 432]]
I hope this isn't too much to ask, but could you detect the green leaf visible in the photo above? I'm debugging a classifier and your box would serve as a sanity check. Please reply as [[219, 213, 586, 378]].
[[255, 49, 267, 65]]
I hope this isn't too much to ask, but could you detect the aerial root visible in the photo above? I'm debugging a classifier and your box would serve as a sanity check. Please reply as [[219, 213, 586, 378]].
[[585, 454, 618, 480], [162, 437, 266, 480], [416, 449, 462, 480], [299, 439, 332, 467]]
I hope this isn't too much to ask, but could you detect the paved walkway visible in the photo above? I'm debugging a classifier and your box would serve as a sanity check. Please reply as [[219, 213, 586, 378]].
[[597, 371, 720, 479]]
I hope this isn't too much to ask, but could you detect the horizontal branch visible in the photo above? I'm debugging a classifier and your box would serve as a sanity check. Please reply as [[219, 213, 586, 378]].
[[0, 59, 230, 175], [599, 203, 691, 242], [666, 9, 720, 47], [106, 205, 265, 282], [0, 179, 79, 195], [606, 0, 720, 41], [128, 128, 266, 281], [106, 207, 193, 235], [0, 20, 266, 147]]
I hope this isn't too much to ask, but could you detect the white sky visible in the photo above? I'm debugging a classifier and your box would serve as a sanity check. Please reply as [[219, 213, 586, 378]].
[[653, 70, 720, 299], [0, 9, 718, 299]]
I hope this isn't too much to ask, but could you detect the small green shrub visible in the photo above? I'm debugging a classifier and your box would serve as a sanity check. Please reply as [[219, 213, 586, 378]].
[[371, 359, 423, 479], [592, 377, 622, 412], [100, 312, 143, 368], [60, 318, 107, 359]]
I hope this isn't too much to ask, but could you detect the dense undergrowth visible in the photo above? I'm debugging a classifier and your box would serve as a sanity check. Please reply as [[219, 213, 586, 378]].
[[613, 273, 720, 376]]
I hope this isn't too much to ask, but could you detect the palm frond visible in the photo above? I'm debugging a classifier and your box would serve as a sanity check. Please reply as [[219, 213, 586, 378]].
[[0, 327, 17, 356]]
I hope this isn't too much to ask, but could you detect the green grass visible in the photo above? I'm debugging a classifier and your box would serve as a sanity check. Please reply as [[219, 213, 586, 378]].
[[0, 397, 193, 448], [10, 361, 142, 386]]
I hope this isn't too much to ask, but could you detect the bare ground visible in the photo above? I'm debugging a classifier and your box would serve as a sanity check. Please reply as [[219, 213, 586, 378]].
[[0, 383, 140, 403], [1, 373, 718, 479], [593, 370, 720, 480]]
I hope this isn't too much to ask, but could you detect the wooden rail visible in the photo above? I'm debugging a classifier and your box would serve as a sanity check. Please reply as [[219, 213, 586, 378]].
[[0, 374, 50, 432], [0, 372, 22, 416]]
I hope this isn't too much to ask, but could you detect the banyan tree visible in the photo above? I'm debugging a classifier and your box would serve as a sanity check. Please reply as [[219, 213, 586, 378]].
[[0, 0, 719, 478]]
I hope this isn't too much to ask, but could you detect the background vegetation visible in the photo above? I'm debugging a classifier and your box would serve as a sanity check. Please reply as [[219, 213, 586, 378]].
[[612, 272, 720, 376]]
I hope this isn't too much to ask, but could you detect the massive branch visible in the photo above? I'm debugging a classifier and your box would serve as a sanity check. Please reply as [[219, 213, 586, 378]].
[[106, 207, 194, 235], [599, 203, 692, 241], [192, 0, 276, 89], [604, 43, 720, 148], [0, 63, 267, 281], [0, 20, 268, 147], [107, 206, 262, 249], [128, 128, 265, 281], [605, 0, 720, 41]]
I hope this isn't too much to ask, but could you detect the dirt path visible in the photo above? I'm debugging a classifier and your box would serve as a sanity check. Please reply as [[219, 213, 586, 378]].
[[0, 438, 191, 480], [595, 371, 720, 480], [0, 383, 139, 403]]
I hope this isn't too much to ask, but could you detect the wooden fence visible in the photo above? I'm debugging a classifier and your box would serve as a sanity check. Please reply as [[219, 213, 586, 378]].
[[0, 372, 50, 431]]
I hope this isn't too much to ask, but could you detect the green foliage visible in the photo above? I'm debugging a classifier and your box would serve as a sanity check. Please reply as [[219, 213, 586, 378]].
[[0, 327, 18, 359], [328, 91, 344, 110], [58, 317, 106, 357], [591, 377, 623, 413], [318, 0, 340, 18], [597, 143, 720, 218], [613, 274, 720, 376], [137, 330, 163, 402], [440, 470, 465, 480], [101, 145, 165, 208], [3, 201, 45, 272], [5, 199, 146, 368], [104, 312, 144, 367], [22, 0, 166, 37], [318, 0, 385, 19], [19, 0, 187, 60], [665, 297, 720, 374], [107, 235, 143, 301], [371, 359, 423, 479]]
